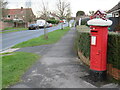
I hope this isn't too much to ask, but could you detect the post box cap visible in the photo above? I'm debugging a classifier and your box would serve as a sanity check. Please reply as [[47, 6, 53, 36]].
[[87, 18, 112, 26]]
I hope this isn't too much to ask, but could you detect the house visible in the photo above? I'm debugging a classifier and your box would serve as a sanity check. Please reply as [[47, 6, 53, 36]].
[[108, 2, 120, 18], [108, 2, 120, 31], [2, 7, 36, 27]]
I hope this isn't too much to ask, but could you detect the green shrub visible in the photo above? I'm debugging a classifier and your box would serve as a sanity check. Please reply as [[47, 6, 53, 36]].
[[115, 24, 120, 31], [47, 19, 59, 24], [77, 31, 90, 58], [107, 33, 120, 69], [81, 18, 90, 26], [3, 19, 13, 23]]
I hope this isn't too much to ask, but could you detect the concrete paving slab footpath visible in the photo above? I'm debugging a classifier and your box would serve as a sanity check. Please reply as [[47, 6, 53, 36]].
[[9, 27, 119, 88]]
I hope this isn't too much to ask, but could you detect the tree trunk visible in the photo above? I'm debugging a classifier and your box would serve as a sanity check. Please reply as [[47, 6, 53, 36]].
[[44, 21, 48, 39], [68, 21, 69, 27], [61, 22, 63, 30]]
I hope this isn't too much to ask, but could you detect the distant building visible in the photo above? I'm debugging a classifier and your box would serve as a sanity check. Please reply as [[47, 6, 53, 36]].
[[3, 7, 36, 23], [108, 2, 120, 18], [1, 7, 36, 28], [108, 2, 120, 31]]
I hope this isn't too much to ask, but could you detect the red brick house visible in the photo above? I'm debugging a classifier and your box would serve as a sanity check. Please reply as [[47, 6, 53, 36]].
[[2, 7, 36, 27]]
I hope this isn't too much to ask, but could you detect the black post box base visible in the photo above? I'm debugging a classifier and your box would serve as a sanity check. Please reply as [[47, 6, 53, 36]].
[[89, 70, 107, 82]]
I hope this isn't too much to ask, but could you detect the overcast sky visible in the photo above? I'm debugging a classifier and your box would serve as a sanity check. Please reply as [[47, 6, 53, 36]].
[[6, 0, 120, 17]]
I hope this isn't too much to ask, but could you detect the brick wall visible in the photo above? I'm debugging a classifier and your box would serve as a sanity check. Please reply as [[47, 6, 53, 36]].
[[0, 21, 14, 30], [78, 51, 120, 80], [0, 21, 36, 30]]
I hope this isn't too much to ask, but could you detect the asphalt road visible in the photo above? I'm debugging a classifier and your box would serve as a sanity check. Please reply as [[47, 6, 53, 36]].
[[1, 21, 74, 51]]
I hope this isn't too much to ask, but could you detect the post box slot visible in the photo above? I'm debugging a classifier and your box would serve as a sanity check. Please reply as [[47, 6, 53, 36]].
[[91, 30, 98, 32]]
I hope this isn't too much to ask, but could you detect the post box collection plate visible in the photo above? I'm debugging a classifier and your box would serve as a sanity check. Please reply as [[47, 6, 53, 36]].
[[91, 36, 96, 45]]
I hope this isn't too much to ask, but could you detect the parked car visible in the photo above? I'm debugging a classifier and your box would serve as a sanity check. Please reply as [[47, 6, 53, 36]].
[[63, 19, 67, 24], [28, 24, 39, 30], [48, 23, 52, 27], [46, 23, 53, 28], [36, 20, 46, 28], [36, 20, 53, 28]]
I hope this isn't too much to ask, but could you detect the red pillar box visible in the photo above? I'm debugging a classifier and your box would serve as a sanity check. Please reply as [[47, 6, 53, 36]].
[[87, 18, 112, 81]]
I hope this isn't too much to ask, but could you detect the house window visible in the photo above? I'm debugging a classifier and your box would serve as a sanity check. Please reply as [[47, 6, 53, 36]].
[[113, 12, 119, 17], [7, 15, 11, 18], [115, 13, 119, 17]]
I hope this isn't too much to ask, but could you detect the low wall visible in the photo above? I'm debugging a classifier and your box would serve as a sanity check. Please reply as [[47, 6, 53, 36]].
[[78, 50, 120, 80], [0, 21, 36, 30], [0, 21, 14, 30]]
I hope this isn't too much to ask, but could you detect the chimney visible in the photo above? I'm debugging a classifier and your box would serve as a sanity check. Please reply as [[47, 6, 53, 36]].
[[21, 7, 23, 11]]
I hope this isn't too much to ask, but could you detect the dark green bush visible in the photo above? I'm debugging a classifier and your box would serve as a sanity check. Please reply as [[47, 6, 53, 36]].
[[77, 31, 120, 69], [114, 24, 120, 31], [107, 33, 120, 69], [77, 31, 90, 58], [4, 19, 13, 23], [47, 19, 59, 24], [81, 18, 90, 26]]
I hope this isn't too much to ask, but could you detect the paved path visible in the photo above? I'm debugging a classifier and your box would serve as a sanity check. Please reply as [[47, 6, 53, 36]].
[[11, 27, 119, 88]]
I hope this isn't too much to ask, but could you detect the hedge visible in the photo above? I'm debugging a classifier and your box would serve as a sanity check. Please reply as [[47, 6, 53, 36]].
[[81, 18, 90, 26], [77, 32, 90, 58], [77, 31, 120, 70], [107, 33, 120, 69], [47, 19, 59, 24]]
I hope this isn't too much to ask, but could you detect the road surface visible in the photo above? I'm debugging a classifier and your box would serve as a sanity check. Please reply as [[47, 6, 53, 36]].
[[1, 20, 74, 51]]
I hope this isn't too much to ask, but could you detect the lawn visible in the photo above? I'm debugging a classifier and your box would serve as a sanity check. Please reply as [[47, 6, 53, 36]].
[[12, 27, 70, 48], [3, 27, 27, 30], [1, 27, 28, 33], [2, 52, 40, 88]]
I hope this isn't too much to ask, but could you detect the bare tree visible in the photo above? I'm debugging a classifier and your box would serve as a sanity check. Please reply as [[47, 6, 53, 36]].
[[66, 3, 72, 27], [24, 0, 35, 27], [56, 0, 70, 19], [56, 0, 70, 29], [38, 1, 49, 39], [0, 0, 8, 19], [41, 1, 49, 19], [24, 8, 35, 24], [0, 0, 8, 9]]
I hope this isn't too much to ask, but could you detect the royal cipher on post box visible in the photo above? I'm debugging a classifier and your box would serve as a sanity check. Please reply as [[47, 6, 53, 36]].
[[87, 18, 112, 81]]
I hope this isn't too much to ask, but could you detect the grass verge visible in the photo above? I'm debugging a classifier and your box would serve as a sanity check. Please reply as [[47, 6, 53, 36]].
[[1, 28, 28, 33], [2, 52, 40, 88], [3, 27, 27, 30], [12, 27, 70, 48]]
